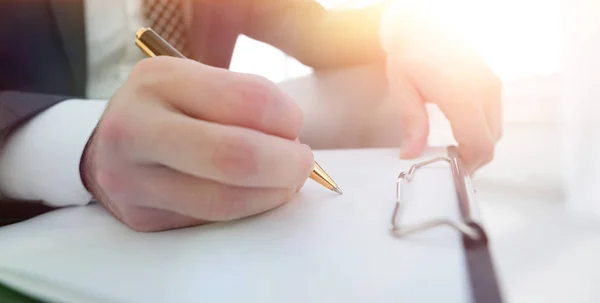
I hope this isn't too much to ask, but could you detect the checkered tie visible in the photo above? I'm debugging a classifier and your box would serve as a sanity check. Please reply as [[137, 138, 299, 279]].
[[142, 0, 192, 57]]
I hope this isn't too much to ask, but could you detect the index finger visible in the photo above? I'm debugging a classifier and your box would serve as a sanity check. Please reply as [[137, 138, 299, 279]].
[[131, 57, 303, 141], [413, 69, 495, 171], [481, 71, 503, 142], [441, 86, 495, 172]]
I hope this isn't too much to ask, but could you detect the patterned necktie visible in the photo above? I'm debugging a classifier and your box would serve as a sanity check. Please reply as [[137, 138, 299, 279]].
[[142, 0, 192, 57]]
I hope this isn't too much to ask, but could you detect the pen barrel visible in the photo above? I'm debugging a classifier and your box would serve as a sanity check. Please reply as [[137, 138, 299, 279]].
[[135, 28, 186, 59]]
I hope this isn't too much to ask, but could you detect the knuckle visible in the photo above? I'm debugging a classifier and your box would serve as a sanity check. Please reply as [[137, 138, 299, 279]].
[[96, 111, 136, 154], [129, 57, 175, 92], [130, 58, 159, 79], [212, 134, 258, 182], [229, 74, 303, 138], [231, 75, 277, 125]]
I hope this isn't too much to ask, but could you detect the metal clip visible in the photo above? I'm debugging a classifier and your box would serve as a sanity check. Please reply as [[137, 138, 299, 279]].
[[390, 156, 481, 240]]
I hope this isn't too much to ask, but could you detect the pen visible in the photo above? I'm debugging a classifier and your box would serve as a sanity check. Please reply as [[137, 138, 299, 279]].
[[135, 27, 343, 195]]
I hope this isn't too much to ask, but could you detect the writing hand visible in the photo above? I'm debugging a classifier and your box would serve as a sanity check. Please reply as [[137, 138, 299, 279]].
[[81, 57, 314, 232]]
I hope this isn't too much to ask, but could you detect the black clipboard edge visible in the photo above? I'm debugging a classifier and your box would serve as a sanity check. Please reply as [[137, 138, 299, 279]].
[[447, 146, 504, 303]]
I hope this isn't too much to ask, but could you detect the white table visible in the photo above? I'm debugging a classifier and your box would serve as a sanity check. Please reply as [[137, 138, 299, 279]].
[[3, 66, 600, 302], [279, 66, 600, 303], [474, 123, 600, 303]]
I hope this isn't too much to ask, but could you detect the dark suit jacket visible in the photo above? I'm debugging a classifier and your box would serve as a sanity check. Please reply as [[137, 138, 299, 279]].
[[0, 0, 331, 224]]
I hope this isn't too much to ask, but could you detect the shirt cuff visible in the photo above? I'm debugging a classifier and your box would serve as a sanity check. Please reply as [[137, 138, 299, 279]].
[[0, 99, 108, 207]]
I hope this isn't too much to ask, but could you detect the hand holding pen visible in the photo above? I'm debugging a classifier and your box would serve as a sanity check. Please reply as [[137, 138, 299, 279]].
[[80, 28, 340, 232]]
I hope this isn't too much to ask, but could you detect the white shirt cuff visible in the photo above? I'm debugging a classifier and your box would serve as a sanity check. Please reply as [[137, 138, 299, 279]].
[[0, 99, 108, 207]]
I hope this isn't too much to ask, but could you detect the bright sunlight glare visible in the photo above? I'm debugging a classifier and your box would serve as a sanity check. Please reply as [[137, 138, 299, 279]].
[[381, 0, 561, 82], [232, 0, 561, 84]]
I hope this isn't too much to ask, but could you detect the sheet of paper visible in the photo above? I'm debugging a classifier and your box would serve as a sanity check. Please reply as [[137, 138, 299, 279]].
[[0, 148, 470, 303]]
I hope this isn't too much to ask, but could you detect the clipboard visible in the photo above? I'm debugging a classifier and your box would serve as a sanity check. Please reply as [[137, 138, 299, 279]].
[[0, 147, 505, 303], [391, 146, 504, 303]]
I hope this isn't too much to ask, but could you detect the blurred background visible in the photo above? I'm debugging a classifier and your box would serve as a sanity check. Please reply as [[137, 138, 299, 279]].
[[232, 2, 600, 300], [232, 0, 560, 85], [231, 0, 565, 210]]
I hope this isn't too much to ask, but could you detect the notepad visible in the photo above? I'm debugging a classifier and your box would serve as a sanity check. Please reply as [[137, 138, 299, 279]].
[[0, 148, 487, 303]]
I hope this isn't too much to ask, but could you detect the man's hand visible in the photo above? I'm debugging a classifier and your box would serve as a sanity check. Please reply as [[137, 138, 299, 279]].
[[381, 2, 502, 173], [81, 57, 314, 232]]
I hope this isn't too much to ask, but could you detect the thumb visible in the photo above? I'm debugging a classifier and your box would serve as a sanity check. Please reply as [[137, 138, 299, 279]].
[[391, 77, 429, 159]]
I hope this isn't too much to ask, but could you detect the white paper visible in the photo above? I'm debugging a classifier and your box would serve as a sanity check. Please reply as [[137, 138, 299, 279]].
[[0, 148, 470, 303]]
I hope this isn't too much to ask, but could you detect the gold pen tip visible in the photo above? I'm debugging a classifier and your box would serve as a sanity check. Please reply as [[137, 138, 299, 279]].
[[333, 186, 343, 195], [136, 27, 150, 39]]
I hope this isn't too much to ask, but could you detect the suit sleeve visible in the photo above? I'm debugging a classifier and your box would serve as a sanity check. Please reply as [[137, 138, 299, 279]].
[[0, 91, 107, 225], [0, 91, 68, 140]]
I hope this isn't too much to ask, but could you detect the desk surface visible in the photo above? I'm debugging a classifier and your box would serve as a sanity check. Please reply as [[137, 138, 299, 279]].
[[279, 66, 600, 303], [1, 126, 598, 303], [0, 148, 475, 303], [470, 123, 600, 303], [1, 67, 598, 302]]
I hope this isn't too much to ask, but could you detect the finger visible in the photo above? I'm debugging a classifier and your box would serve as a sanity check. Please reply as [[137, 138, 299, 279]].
[[387, 62, 429, 158], [439, 88, 495, 172], [135, 112, 315, 188], [406, 57, 495, 172], [131, 57, 303, 140], [136, 165, 297, 222], [481, 72, 503, 142], [467, 55, 503, 142]]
